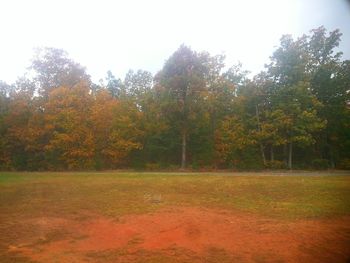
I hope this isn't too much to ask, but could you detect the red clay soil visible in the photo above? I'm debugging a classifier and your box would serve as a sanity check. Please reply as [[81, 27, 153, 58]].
[[8, 207, 350, 262]]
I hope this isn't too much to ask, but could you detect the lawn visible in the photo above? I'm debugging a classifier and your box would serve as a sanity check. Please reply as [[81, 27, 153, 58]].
[[1, 171, 349, 262]]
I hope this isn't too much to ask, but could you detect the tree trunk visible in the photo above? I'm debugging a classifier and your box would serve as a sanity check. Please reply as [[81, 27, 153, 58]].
[[270, 146, 274, 161], [283, 144, 288, 167], [330, 154, 335, 169], [260, 144, 266, 166], [288, 142, 293, 169], [328, 140, 335, 168], [210, 109, 217, 167], [255, 105, 266, 166], [181, 130, 186, 169]]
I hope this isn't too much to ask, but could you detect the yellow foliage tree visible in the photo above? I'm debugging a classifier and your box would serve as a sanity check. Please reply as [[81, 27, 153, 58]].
[[44, 81, 95, 169]]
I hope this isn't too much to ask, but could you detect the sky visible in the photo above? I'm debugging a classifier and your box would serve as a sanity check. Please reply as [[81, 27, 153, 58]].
[[0, 0, 349, 83]]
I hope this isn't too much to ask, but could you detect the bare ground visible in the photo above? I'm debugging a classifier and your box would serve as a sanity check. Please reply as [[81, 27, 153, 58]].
[[6, 207, 350, 263]]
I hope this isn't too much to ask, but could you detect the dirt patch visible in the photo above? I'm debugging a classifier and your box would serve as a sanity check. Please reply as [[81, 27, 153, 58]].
[[7, 207, 350, 262]]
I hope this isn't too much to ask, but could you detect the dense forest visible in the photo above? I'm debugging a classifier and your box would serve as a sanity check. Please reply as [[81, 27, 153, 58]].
[[0, 26, 349, 171]]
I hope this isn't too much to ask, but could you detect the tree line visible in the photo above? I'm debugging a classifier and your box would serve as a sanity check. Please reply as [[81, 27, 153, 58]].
[[0, 26, 349, 170]]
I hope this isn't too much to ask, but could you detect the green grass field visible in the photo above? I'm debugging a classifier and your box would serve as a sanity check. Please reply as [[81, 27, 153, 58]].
[[1, 171, 349, 219], [1, 171, 350, 262]]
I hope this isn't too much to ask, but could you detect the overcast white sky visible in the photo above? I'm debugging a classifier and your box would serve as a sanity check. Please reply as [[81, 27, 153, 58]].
[[0, 0, 349, 83]]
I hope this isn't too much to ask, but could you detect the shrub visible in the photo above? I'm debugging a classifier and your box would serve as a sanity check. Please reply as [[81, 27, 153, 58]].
[[166, 164, 179, 170], [145, 163, 161, 170], [338, 159, 350, 170], [311, 159, 329, 170], [266, 160, 286, 169], [191, 161, 200, 170]]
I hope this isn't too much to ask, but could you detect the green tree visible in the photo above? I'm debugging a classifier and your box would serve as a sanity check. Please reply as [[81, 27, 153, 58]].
[[105, 70, 124, 98], [31, 47, 90, 97], [1, 77, 39, 169], [306, 26, 348, 167], [155, 45, 209, 169], [270, 81, 326, 169], [0, 81, 12, 168]]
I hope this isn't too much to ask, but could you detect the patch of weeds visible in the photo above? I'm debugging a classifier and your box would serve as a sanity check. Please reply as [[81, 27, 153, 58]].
[[252, 251, 284, 263], [86, 247, 200, 263], [202, 247, 241, 263], [31, 228, 70, 246], [126, 236, 144, 246], [0, 250, 36, 263]]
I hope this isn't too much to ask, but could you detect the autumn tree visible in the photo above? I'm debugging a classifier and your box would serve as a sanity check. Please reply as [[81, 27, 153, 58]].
[[91, 89, 144, 169], [1, 77, 42, 169], [43, 81, 95, 169]]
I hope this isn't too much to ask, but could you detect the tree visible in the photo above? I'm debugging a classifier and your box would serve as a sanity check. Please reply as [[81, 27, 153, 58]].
[[155, 45, 210, 169], [306, 27, 348, 167], [0, 81, 12, 168], [0, 28, 348, 171], [265, 32, 327, 169], [44, 81, 95, 169], [30, 47, 90, 97], [215, 97, 259, 169], [1, 77, 39, 169], [105, 70, 124, 98], [90, 90, 144, 168], [270, 81, 326, 169], [124, 69, 153, 108], [202, 56, 237, 166]]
